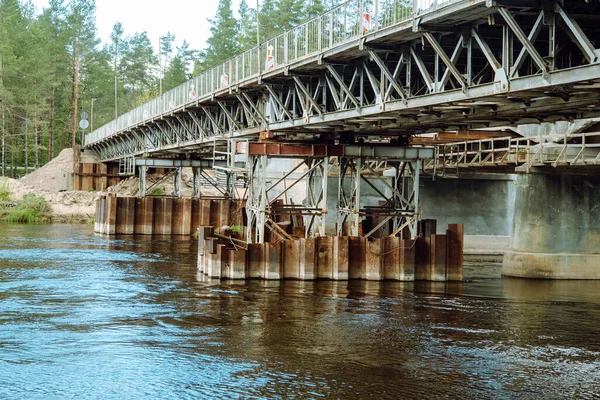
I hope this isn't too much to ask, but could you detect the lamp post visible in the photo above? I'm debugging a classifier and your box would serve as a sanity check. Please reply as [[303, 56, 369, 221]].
[[256, 0, 260, 46], [91, 97, 96, 131], [159, 36, 163, 96]]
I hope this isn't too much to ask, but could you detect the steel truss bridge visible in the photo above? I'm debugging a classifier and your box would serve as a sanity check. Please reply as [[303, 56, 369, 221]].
[[84, 0, 600, 243]]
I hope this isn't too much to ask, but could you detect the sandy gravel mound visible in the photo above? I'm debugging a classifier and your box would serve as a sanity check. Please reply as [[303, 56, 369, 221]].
[[107, 172, 195, 197], [19, 148, 99, 192], [106, 170, 235, 198]]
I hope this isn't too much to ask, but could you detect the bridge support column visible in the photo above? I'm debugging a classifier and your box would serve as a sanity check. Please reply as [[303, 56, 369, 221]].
[[503, 172, 600, 279], [173, 167, 182, 198], [304, 157, 331, 238], [139, 166, 148, 197], [337, 158, 421, 239]]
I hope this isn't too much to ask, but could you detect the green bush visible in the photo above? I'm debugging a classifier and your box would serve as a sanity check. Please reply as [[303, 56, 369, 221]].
[[0, 179, 10, 202], [149, 187, 166, 196], [2, 193, 52, 224]]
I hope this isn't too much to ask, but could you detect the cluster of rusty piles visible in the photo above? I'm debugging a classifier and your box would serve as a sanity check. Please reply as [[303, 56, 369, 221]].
[[197, 222, 463, 282], [72, 163, 121, 191], [95, 195, 244, 235]]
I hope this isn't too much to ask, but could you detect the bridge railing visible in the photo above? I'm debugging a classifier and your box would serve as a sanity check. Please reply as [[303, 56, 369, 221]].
[[85, 0, 460, 147], [425, 131, 600, 175]]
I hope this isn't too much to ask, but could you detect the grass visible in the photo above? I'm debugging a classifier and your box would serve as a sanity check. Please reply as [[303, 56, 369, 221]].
[[0, 179, 10, 202], [0, 180, 52, 224], [149, 187, 166, 196]]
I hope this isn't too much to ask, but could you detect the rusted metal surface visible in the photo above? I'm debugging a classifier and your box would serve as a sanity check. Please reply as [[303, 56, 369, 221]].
[[115, 197, 135, 235], [196, 221, 465, 282], [95, 196, 244, 236], [72, 163, 121, 191], [248, 142, 344, 157], [446, 224, 464, 281]]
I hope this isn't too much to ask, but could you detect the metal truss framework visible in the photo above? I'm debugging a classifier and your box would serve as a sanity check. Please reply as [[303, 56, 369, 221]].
[[246, 155, 333, 244], [245, 144, 432, 244], [86, 1, 600, 164], [337, 158, 421, 239], [134, 158, 235, 198]]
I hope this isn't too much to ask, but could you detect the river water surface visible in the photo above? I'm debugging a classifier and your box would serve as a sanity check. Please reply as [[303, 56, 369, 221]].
[[1, 224, 599, 399]]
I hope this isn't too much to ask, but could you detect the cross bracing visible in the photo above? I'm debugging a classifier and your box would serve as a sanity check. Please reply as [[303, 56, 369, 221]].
[[85, 0, 600, 162]]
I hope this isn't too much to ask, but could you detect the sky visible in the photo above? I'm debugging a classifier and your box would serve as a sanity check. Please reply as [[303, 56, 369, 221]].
[[30, 0, 245, 53]]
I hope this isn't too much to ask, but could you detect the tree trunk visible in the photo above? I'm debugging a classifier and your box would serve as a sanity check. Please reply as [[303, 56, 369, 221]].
[[0, 54, 4, 177], [24, 110, 28, 175], [35, 112, 40, 170], [49, 87, 55, 160], [70, 41, 80, 148], [1, 104, 4, 177], [10, 117, 15, 178]]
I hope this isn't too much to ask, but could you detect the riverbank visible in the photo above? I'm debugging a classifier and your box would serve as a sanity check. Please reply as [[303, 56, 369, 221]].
[[1, 148, 101, 223], [1, 178, 98, 223]]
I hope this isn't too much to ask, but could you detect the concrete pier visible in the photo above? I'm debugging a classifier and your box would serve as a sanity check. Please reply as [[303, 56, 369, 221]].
[[197, 223, 464, 282], [503, 173, 600, 279]]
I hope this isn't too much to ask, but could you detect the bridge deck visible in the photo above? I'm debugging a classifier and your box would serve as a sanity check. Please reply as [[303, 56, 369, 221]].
[[85, 0, 600, 163]]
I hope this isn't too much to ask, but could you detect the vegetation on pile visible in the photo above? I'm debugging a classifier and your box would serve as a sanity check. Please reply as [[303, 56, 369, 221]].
[[0, 179, 52, 223]]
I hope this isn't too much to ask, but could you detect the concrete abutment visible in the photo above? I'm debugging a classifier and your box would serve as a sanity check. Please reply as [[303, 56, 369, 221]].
[[503, 173, 600, 279]]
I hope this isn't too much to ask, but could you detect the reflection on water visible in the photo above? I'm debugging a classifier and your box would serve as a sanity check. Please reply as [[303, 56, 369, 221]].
[[1, 224, 599, 399]]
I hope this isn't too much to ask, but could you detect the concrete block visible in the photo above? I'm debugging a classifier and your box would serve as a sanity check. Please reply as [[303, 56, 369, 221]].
[[283, 240, 300, 279], [197, 226, 215, 242], [105, 194, 117, 235], [383, 237, 401, 280], [414, 237, 431, 281], [265, 243, 282, 280], [229, 248, 247, 279], [197, 238, 205, 274], [134, 197, 154, 235], [115, 197, 135, 235], [446, 224, 464, 281], [431, 234, 447, 281], [153, 198, 173, 235], [247, 244, 262, 279], [332, 236, 349, 280], [365, 239, 382, 280], [94, 196, 104, 234], [349, 237, 367, 280], [316, 237, 333, 279], [400, 240, 416, 281], [300, 238, 316, 280]]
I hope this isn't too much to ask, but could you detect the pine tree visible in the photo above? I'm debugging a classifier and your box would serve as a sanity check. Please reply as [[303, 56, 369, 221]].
[[200, 0, 239, 71], [163, 41, 197, 92], [158, 32, 175, 95], [66, 0, 99, 148], [37, 0, 71, 160], [121, 31, 156, 107], [238, 0, 257, 51]]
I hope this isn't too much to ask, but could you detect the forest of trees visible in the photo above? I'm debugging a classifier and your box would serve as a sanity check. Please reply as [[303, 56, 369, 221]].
[[0, 0, 335, 177]]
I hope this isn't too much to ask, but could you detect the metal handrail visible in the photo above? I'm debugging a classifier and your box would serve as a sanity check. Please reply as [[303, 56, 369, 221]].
[[428, 131, 600, 172], [85, 0, 460, 147]]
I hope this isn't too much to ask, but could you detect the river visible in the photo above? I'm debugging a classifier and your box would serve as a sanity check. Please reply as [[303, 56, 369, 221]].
[[1, 224, 599, 399]]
